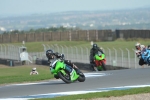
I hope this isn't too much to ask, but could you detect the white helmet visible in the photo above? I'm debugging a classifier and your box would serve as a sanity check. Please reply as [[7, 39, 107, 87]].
[[135, 42, 141, 50], [135, 42, 141, 47]]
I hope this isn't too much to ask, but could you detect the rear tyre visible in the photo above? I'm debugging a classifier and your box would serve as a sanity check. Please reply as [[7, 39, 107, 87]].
[[58, 71, 71, 83]]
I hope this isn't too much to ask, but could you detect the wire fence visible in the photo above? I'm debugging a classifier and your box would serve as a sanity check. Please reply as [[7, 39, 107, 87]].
[[0, 44, 148, 69], [0, 44, 20, 60]]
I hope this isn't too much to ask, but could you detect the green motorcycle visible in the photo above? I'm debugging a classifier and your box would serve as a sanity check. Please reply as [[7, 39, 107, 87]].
[[49, 59, 85, 83], [92, 51, 106, 71]]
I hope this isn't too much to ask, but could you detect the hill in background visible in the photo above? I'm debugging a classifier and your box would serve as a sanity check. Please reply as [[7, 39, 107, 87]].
[[0, 7, 150, 32]]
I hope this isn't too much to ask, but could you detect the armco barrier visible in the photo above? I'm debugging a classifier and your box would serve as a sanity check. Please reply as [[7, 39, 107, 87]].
[[0, 58, 22, 66]]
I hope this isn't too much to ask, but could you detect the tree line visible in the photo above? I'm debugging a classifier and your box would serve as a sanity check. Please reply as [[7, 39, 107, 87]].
[[2, 26, 81, 34]]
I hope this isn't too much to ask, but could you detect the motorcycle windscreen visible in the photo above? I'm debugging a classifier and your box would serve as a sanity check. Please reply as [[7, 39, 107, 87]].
[[94, 54, 105, 60]]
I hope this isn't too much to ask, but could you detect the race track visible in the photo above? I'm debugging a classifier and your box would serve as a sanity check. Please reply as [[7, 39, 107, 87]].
[[0, 68, 150, 99]]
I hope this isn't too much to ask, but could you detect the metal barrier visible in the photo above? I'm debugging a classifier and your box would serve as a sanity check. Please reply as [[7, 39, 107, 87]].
[[0, 44, 148, 69], [39, 44, 148, 69], [0, 44, 20, 60]]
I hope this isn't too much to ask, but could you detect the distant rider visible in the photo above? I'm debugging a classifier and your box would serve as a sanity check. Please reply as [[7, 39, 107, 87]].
[[90, 44, 104, 63], [46, 49, 78, 79], [89, 44, 105, 70], [135, 42, 147, 66]]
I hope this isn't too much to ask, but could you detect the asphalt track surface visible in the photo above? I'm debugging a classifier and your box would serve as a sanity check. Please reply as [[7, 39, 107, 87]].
[[0, 68, 150, 99]]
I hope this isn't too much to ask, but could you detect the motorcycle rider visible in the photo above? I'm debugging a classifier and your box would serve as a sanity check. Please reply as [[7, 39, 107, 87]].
[[46, 49, 79, 79], [89, 43, 104, 70], [135, 42, 147, 66]]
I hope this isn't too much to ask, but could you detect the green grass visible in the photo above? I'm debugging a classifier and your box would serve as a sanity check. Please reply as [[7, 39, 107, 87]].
[[0, 65, 54, 85], [33, 87, 150, 100]]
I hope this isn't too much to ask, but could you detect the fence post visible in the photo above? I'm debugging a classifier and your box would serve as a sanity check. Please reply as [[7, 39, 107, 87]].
[[42, 44, 47, 52], [86, 47, 89, 63], [70, 46, 74, 61], [107, 47, 111, 65], [7, 44, 13, 59], [119, 48, 124, 67], [14, 46, 19, 61], [74, 46, 78, 62], [126, 48, 130, 68], [3, 44, 6, 59], [132, 49, 137, 69], [113, 47, 117, 66], [15, 46, 18, 61], [54, 44, 59, 53], [46, 44, 50, 49], [60, 45, 64, 54], [80, 46, 83, 62], [63, 45, 68, 59], [11, 45, 14, 60], [50, 44, 55, 51]]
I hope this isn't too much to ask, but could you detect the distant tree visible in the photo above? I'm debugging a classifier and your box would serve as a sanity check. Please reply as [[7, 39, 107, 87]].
[[11, 30, 19, 34], [3, 31, 8, 34]]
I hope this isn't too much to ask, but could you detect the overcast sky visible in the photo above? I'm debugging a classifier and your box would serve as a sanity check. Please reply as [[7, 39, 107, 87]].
[[0, 0, 150, 16]]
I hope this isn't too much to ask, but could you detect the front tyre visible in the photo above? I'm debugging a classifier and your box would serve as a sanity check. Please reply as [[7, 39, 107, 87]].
[[77, 71, 86, 82], [102, 61, 106, 71], [58, 72, 71, 83]]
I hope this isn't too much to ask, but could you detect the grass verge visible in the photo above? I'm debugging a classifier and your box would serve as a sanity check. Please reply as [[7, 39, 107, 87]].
[[0, 65, 53, 85], [33, 87, 150, 100]]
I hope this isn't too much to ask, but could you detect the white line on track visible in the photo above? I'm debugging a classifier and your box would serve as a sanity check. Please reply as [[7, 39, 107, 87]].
[[2, 84, 150, 100], [0, 72, 109, 100]]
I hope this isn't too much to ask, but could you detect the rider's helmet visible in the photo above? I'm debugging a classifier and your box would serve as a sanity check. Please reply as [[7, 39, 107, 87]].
[[93, 44, 98, 49], [60, 54, 65, 60], [135, 42, 141, 50], [55, 52, 65, 60], [46, 49, 54, 59]]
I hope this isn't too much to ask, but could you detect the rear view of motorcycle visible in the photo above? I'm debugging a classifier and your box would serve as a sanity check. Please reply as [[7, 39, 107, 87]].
[[49, 59, 85, 83]]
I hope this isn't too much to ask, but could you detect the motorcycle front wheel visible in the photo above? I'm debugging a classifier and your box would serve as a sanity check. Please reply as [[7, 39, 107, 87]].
[[58, 71, 71, 83], [101, 61, 106, 71], [77, 70, 86, 82]]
